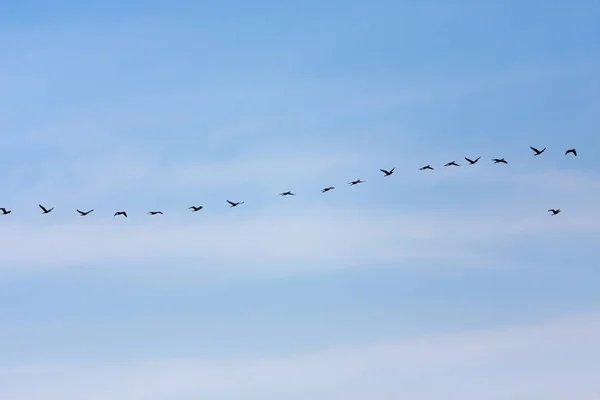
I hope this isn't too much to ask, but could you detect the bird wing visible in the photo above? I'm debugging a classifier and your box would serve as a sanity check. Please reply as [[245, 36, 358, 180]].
[[573, 150, 577, 156], [39, 204, 48, 212], [227, 200, 235, 205], [530, 146, 539, 153]]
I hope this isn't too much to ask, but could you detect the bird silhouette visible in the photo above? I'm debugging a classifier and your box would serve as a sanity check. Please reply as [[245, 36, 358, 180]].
[[114, 211, 127, 217], [419, 165, 434, 170], [227, 200, 244, 207], [39, 204, 53, 214], [565, 149, 577, 156], [280, 191, 295, 196], [348, 179, 365, 185], [321, 186, 335, 193], [77, 209, 94, 216], [465, 157, 480, 165], [492, 158, 508, 164], [189, 206, 203, 212], [147, 211, 163, 215], [444, 161, 460, 167], [530, 146, 546, 156], [380, 167, 395, 176], [548, 209, 561, 215], [0, 207, 11, 215]]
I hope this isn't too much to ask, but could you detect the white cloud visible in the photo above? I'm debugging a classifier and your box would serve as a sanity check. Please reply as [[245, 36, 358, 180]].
[[1, 310, 598, 400]]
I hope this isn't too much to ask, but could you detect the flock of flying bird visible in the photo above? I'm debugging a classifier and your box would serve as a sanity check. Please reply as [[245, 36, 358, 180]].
[[0, 147, 579, 218]]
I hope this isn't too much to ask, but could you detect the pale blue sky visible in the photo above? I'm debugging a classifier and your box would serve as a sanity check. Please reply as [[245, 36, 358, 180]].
[[1, 1, 599, 399]]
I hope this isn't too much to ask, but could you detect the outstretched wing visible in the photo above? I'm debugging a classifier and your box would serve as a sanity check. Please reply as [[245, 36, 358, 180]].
[[39, 204, 48, 212], [227, 200, 235, 206]]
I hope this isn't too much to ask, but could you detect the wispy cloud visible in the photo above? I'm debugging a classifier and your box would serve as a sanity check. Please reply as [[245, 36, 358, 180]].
[[1, 310, 598, 400]]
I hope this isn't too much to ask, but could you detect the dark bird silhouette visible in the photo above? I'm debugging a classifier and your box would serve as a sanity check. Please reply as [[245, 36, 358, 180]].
[[189, 206, 203, 212], [0, 207, 11, 215], [348, 179, 365, 185], [492, 158, 508, 164], [77, 209, 94, 216], [548, 209, 561, 215], [444, 161, 460, 167], [380, 167, 395, 176], [147, 211, 163, 215], [530, 146, 546, 156], [465, 157, 480, 165], [39, 204, 53, 214], [565, 149, 577, 156], [419, 165, 434, 170], [321, 186, 335, 193], [227, 200, 244, 207], [114, 211, 127, 217], [280, 191, 295, 196]]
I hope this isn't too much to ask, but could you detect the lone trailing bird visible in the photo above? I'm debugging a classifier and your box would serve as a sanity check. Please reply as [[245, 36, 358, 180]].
[[380, 167, 395, 176], [548, 209, 561, 215], [280, 191, 295, 196], [227, 200, 244, 207], [492, 158, 508, 164], [189, 206, 203, 212], [39, 204, 53, 214], [465, 157, 480, 165], [321, 186, 335, 193], [77, 209, 94, 216], [419, 165, 434, 170], [114, 211, 127, 217], [444, 161, 460, 167], [530, 146, 546, 156], [565, 148, 577, 156], [348, 179, 365, 185], [0, 207, 11, 215], [147, 211, 163, 215]]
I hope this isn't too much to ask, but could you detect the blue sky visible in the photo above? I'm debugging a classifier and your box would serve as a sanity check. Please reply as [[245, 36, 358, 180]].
[[1, 1, 599, 398]]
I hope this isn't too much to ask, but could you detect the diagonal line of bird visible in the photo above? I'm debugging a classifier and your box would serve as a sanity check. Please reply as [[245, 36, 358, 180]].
[[0, 146, 578, 218]]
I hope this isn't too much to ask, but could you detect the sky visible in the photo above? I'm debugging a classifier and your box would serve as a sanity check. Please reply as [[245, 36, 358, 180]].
[[0, 0, 599, 399]]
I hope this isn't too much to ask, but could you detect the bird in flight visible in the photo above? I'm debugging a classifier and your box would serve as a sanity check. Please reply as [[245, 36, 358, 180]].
[[147, 211, 163, 215], [77, 209, 94, 216], [321, 186, 335, 193], [39, 204, 54, 214], [280, 191, 295, 196], [189, 206, 203, 212], [465, 157, 480, 165], [0, 207, 11, 215], [548, 209, 561, 215], [380, 167, 395, 176], [348, 179, 365, 185], [419, 165, 434, 170], [565, 148, 577, 156], [227, 200, 244, 207], [114, 211, 127, 217], [530, 146, 546, 156], [492, 158, 508, 164], [444, 161, 460, 167]]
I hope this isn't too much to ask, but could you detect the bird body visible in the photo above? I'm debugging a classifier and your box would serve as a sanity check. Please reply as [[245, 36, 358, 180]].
[[147, 211, 163, 215], [419, 165, 434, 170], [548, 209, 561, 215], [114, 211, 127, 217], [77, 209, 94, 216], [321, 186, 335, 193], [227, 200, 244, 207], [189, 206, 203, 212], [444, 161, 460, 167], [380, 167, 395, 176], [465, 157, 480, 165], [530, 146, 546, 156], [565, 149, 577, 156], [0, 207, 11, 215], [348, 179, 364, 185], [280, 191, 295, 196], [492, 158, 508, 164], [39, 204, 53, 214]]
